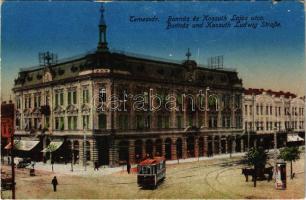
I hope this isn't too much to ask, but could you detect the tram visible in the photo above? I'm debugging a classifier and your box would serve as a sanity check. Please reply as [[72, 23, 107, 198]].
[[137, 156, 166, 188]]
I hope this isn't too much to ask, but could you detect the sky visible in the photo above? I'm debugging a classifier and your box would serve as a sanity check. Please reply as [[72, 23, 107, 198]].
[[1, 1, 305, 100]]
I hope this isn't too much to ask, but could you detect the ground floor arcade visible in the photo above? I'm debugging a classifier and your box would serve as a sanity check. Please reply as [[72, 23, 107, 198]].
[[8, 131, 294, 167]]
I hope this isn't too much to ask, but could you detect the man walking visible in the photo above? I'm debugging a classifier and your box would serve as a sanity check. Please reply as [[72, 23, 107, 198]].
[[51, 176, 58, 192], [94, 161, 99, 171], [127, 161, 131, 174]]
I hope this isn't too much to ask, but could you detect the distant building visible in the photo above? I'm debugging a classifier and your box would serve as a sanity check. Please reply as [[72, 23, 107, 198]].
[[12, 5, 244, 166], [243, 88, 304, 149], [1, 101, 15, 154]]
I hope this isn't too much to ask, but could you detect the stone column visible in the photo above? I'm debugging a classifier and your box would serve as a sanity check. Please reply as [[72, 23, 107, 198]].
[[108, 138, 118, 167], [129, 139, 135, 164], [79, 139, 84, 166], [212, 136, 215, 156], [225, 139, 228, 154], [92, 138, 99, 164], [183, 137, 187, 159], [171, 137, 177, 160], [194, 137, 199, 158], [241, 139, 244, 152], [232, 138, 236, 153], [218, 137, 222, 154], [142, 140, 146, 158], [161, 139, 165, 157], [203, 136, 208, 157]]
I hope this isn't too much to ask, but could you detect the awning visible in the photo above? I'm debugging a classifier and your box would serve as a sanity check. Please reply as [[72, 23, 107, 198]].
[[41, 141, 63, 153], [287, 134, 304, 142], [14, 140, 40, 151]]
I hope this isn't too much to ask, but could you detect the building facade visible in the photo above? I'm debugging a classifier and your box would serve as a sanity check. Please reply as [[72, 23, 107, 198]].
[[12, 5, 244, 166], [243, 88, 305, 149]]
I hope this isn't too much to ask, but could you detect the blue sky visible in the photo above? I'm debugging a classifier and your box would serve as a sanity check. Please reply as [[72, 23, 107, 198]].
[[1, 1, 305, 100]]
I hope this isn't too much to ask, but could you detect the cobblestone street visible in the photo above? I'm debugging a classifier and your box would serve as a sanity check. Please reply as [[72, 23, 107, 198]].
[[1, 153, 304, 199]]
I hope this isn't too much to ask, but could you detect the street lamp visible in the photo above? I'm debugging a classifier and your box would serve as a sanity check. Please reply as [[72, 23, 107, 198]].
[[9, 127, 16, 199]]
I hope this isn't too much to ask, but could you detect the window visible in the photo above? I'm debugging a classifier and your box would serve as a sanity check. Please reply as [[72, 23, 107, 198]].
[[55, 90, 64, 106], [222, 116, 230, 128], [82, 89, 89, 104], [209, 116, 217, 128], [188, 114, 193, 126], [34, 95, 41, 108], [83, 115, 89, 129], [177, 116, 182, 128], [68, 116, 78, 130], [16, 97, 21, 109], [235, 116, 241, 128], [245, 105, 248, 116], [98, 114, 106, 129], [157, 115, 162, 128], [118, 115, 128, 129], [99, 87, 106, 103], [266, 106, 269, 115], [164, 116, 170, 128], [68, 90, 77, 105], [60, 93, 64, 105], [45, 91, 50, 105], [55, 117, 64, 130], [176, 94, 183, 110], [24, 96, 31, 109], [256, 105, 259, 115], [144, 115, 151, 128], [249, 105, 253, 115], [136, 115, 144, 129], [45, 117, 50, 128]]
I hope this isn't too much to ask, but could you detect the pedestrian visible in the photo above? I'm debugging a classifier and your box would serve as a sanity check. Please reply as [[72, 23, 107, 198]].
[[51, 176, 58, 192], [127, 161, 131, 174], [94, 161, 99, 171]]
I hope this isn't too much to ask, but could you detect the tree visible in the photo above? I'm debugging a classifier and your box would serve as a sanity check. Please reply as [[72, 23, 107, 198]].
[[244, 147, 268, 187], [278, 146, 301, 179]]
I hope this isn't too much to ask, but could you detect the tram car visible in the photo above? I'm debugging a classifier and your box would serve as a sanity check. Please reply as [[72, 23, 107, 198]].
[[137, 157, 166, 188]]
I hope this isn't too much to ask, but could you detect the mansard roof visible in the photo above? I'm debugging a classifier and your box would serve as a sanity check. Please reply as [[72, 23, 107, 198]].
[[13, 49, 243, 91], [244, 88, 297, 98]]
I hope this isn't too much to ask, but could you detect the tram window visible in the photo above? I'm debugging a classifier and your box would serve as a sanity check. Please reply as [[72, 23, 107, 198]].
[[140, 166, 151, 174]]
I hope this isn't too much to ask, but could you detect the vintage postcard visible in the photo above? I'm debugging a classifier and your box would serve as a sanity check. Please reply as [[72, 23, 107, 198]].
[[1, 1, 305, 199]]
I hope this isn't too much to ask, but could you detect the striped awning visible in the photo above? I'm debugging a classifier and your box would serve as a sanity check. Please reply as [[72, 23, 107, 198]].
[[287, 134, 304, 142], [41, 141, 63, 153], [14, 140, 40, 151]]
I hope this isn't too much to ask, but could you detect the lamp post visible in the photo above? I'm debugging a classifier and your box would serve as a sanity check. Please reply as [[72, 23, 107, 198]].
[[9, 127, 16, 199]]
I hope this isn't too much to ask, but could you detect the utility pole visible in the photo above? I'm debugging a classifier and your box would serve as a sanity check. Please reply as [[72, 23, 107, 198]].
[[10, 128, 15, 199]]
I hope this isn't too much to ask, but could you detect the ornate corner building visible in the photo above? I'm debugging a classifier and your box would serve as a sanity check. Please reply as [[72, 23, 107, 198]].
[[12, 5, 244, 167], [243, 88, 305, 149]]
